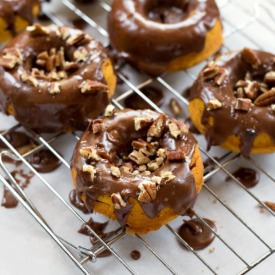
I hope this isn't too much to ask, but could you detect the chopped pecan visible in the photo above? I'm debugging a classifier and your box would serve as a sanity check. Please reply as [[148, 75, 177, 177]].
[[129, 150, 150, 165], [147, 114, 166, 138], [21, 74, 39, 87], [110, 166, 121, 178], [235, 87, 245, 98], [241, 48, 261, 68], [254, 88, 275, 106], [79, 80, 108, 93], [202, 62, 220, 80], [264, 71, 275, 86], [49, 83, 61, 95], [234, 98, 252, 111], [168, 121, 181, 139], [166, 149, 186, 161], [66, 32, 86, 46], [121, 163, 133, 174], [104, 105, 115, 117], [79, 147, 99, 161], [82, 164, 96, 181], [59, 26, 70, 40], [160, 171, 176, 182], [26, 24, 50, 36], [111, 193, 126, 209], [134, 116, 153, 131], [244, 81, 259, 100], [0, 49, 22, 69], [138, 181, 157, 203], [138, 165, 147, 172], [63, 61, 79, 71], [151, 176, 162, 185], [157, 148, 166, 158], [271, 104, 275, 112], [207, 98, 222, 111], [147, 161, 159, 171], [169, 98, 183, 117], [74, 48, 89, 62], [92, 119, 103, 134]]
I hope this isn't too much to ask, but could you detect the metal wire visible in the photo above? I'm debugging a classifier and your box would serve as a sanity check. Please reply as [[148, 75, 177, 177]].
[[1, 0, 275, 274]]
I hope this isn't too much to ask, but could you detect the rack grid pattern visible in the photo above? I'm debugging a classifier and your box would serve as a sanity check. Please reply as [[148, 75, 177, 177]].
[[1, 0, 275, 274]]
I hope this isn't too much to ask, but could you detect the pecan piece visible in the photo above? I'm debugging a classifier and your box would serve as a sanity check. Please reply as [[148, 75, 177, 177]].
[[111, 193, 126, 209], [110, 166, 121, 178], [79, 147, 99, 161], [168, 121, 182, 139], [134, 116, 153, 131], [138, 181, 157, 203], [79, 80, 108, 93], [129, 150, 150, 165], [82, 164, 96, 181], [254, 88, 275, 106], [264, 71, 275, 86], [207, 99, 222, 111], [241, 48, 261, 68], [160, 171, 176, 182], [234, 98, 252, 111], [147, 114, 166, 138], [104, 105, 115, 117], [92, 119, 103, 134], [27, 24, 50, 36], [49, 83, 61, 95], [166, 149, 186, 161], [0, 49, 22, 69], [244, 81, 259, 100]]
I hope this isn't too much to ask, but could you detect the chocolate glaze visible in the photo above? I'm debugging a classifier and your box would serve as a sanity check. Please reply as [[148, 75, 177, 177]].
[[108, 0, 220, 75], [227, 167, 259, 188], [78, 218, 108, 236], [189, 49, 275, 157], [0, 0, 40, 35], [124, 86, 164, 110], [69, 189, 89, 214], [71, 18, 88, 30], [71, 109, 198, 226], [185, 117, 200, 135], [1, 185, 18, 208], [0, 131, 32, 149], [178, 218, 216, 250], [27, 149, 61, 173], [130, 250, 141, 260], [0, 24, 115, 133]]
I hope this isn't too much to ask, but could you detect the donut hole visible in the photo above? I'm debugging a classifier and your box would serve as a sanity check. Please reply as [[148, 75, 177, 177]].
[[145, 0, 190, 24]]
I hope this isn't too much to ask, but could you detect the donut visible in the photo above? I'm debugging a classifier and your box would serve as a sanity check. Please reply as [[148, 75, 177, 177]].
[[0, 0, 40, 43], [108, 0, 223, 75], [188, 48, 275, 157], [0, 24, 117, 133], [71, 108, 204, 233]]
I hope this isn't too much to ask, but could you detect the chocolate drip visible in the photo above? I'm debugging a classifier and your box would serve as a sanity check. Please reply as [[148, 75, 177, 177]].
[[189, 49, 275, 156], [124, 86, 164, 110], [69, 189, 89, 214], [1, 185, 18, 208], [27, 149, 61, 173], [178, 218, 216, 250], [227, 167, 259, 188], [78, 218, 108, 236], [0, 131, 32, 149], [130, 250, 141, 260]]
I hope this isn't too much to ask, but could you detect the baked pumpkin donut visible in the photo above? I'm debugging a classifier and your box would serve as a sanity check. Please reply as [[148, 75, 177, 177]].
[[0, 0, 40, 43], [0, 24, 116, 133], [71, 108, 204, 234], [108, 0, 223, 75], [188, 48, 275, 157]]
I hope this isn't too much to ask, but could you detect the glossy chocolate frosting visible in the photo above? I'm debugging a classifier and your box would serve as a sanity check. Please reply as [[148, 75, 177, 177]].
[[0, 24, 115, 133], [71, 109, 198, 225], [0, 0, 40, 35], [108, 0, 220, 75], [189, 48, 275, 157]]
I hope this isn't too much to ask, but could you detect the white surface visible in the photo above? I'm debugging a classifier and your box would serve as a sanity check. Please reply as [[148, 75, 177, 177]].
[[1, 0, 275, 274]]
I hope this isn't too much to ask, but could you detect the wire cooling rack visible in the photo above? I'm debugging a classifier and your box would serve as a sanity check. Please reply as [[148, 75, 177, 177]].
[[1, 0, 275, 274]]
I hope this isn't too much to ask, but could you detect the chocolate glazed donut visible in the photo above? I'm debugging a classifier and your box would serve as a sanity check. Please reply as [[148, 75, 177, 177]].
[[189, 48, 275, 157], [108, 0, 223, 75], [0, 24, 116, 133], [71, 108, 204, 233]]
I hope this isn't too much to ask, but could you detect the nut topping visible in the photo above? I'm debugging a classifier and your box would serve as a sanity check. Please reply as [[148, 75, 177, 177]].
[[104, 105, 115, 117], [168, 121, 182, 139], [49, 83, 61, 95], [138, 181, 157, 203], [111, 193, 126, 209], [134, 116, 153, 131], [74, 48, 89, 62], [147, 114, 166, 138], [0, 49, 22, 69], [169, 98, 183, 117], [166, 149, 186, 161], [79, 147, 99, 161], [254, 88, 275, 107], [79, 80, 108, 94], [264, 71, 275, 86], [129, 150, 150, 165], [66, 32, 88, 46], [160, 171, 176, 182], [111, 166, 121, 178], [207, 99, 222, 111], [241, 48, 261, 68], [27, 24, 50, 36], [82, 164, 96, 181], [234, 98, 252, 111], [92, 119, 103, 134], [202, 62, 226, 86]]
